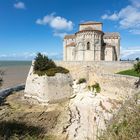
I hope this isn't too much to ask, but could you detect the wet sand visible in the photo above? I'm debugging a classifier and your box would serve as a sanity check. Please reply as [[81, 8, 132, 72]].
[[1, 65, 30, 89]]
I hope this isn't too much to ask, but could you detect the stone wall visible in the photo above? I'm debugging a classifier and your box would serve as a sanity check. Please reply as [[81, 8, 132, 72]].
[[98, 74, 140, 99], [24, 65, 73, 104], [56, 61, 139, 99], [103, 38, 120, 60], [56, 61, 134, 79]]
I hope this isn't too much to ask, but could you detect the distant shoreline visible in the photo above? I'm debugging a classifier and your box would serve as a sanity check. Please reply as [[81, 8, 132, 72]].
[[0, 61, 31, 89], [0, 60, 32, 67]]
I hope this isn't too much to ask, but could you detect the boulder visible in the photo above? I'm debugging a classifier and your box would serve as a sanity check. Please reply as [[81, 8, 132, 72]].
[[24, 65, 73, 104]]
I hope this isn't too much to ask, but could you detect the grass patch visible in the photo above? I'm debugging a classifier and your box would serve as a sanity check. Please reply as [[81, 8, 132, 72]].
[[116, 69, 140, 77]]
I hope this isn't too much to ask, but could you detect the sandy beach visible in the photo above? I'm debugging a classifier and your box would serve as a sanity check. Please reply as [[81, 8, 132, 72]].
[[1, 65, 30, 89]]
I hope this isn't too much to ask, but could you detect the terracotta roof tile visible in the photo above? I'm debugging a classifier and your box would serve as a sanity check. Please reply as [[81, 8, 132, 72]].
[[64, 34, 75, 39], [84, 27, 94, 30], [66, 42, 76, 47], [103, 32, 120, 38], [80, 21, 102, 25], [76, 29, 103, 34]]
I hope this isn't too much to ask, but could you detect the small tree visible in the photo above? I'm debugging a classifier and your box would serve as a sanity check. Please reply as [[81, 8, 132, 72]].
[[134, 61, 140, 88], [77, 78, 86, 84], [34, 53, 56, 72], [33, 53, 69, 76], [135, 57, 140, 62]]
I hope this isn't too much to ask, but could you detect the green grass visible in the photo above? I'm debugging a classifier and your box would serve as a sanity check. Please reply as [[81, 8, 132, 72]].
[[116, 69, 140, 77]]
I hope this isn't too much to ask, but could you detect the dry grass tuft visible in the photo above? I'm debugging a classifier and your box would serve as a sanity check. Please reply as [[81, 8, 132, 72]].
[[99, 93, 140, 140]]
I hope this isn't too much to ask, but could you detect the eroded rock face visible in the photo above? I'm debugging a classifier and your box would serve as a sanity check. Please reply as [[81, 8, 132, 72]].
[[61, 81, 122, 140], [24, 65, 73, 104]]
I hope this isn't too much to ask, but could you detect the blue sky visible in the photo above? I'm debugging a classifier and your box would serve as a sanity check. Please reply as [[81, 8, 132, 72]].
[[0, 0, 140, 60]]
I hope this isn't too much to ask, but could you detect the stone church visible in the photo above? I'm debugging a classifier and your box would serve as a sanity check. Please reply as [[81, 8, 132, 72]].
[[63, 21, 120, 61]]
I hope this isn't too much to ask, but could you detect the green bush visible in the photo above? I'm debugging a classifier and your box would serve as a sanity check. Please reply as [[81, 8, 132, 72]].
[[34, 53, 56, 72], [33, 53, 69, 76], [77, 78, 86, 84], [134, 61, 140, 88], [46, 67, 69, 76], [134, 61, 140, 75], [89, 83, 101, 93], [136, 57, 140, 62]]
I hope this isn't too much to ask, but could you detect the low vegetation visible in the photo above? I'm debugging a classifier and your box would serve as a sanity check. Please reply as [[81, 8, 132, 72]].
[[88, 83, 101, 93], [117, 61, 140, 88], [99, 93, 140, 140], [0, 120, 44, 140], [117, 61, 140, 77], [116, 69, 139, 77], [77, 78, 86, 84], [34, 53, 69, 76], [0, 92, 63, 140]]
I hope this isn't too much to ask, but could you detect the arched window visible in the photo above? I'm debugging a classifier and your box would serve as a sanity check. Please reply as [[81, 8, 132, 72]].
[[87, 42, 90, 50]]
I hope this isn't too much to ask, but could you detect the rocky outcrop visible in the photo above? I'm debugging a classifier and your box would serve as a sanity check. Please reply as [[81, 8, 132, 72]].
[[60, 81, 123, 140], [24, 65, 73, 104]]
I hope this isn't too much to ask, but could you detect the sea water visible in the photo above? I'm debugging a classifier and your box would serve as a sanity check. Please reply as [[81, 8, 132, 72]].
[[0, 61, 32, 67]]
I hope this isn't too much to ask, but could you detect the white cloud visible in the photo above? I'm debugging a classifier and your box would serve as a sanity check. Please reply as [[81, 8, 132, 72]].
[[53, 32, 67, 38], [130, 0, 140, 8], [121, 46, 140, 59], [129, 29, 140, 34], [36, 13, 74, 31], [101, 1, 140, 34], [14, 1, 26, 9], [101, 13, 119, 21]]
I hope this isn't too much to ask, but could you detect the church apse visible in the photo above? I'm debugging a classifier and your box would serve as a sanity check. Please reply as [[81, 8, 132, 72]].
[[63, 21, 120, 61]]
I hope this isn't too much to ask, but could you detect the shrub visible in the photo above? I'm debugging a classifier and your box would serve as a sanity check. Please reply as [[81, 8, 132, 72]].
[[136, 57, 140, 62], [134, 61, 140, 75], [89, 83, 101, 93], [94, 83, 101, 93], [33, 53, 69, 76], [77, 78, 86, 84], [34, 53, 56, 72], [46, 67, 69, 76], [134, 61, 140, 88]]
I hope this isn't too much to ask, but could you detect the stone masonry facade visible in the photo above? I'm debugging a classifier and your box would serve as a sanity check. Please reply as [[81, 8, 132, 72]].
[[63, 21, 120, 61]]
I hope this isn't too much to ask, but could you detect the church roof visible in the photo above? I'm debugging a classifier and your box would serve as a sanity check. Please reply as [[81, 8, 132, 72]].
[[64, 34, 75, 39], [76, 29, 103, 34], [83, 27, 94, 30], [80, 21, 102, 25], [66, 42, 76, 47], [103, 32, 120, 38]]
